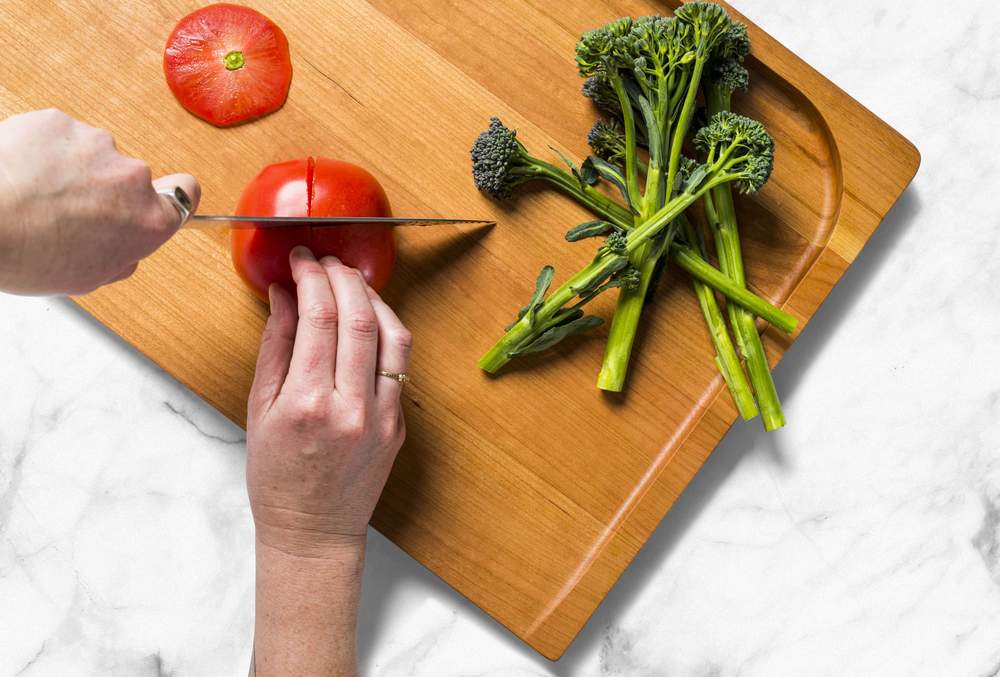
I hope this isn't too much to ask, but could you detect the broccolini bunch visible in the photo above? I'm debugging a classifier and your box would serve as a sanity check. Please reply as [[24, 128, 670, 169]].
[[471, 3, 793, 430]]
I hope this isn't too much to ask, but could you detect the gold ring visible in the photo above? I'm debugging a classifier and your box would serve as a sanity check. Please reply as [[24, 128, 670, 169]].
[[377, 370, 410, 384]]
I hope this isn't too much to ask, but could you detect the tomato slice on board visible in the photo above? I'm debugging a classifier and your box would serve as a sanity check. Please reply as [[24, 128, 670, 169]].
[[164, 3, 292, 127], [231, 157, 396, 302]]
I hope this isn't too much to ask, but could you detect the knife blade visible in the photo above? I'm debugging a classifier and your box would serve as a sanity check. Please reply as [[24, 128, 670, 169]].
[[184, 215, 494, 229]]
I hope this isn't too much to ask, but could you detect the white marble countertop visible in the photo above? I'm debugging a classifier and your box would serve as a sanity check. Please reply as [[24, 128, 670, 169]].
[[3, 0, 999, 674]]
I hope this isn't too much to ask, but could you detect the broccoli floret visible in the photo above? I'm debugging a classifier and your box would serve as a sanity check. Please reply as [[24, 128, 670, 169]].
[[713, 59, 749, 94], [587, 119, 627, 163], [602, 229, 628, 256], [717, 20, 750, 60], [582, 75, 622, 115], [470, 117, 634, 225], [675, 2, 731, 55], [694, 111, 774, 193], [471, 117, 529, 199], [615, 265, 642, 291], [575, 17, 635, 77]]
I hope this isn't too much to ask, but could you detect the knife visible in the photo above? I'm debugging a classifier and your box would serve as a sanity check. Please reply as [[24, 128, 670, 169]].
[[158, 186, 493, 229], [186, 215, 494, 229]]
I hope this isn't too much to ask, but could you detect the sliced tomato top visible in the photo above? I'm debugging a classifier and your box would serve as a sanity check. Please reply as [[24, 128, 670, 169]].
[[164, 3, 292, 127]]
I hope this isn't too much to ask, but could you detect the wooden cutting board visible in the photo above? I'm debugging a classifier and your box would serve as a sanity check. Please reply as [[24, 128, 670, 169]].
[[0, 0, 918, 659]]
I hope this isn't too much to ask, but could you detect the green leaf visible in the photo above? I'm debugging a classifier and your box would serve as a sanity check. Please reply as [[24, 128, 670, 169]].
[[526, 265, 555, 327], [565, 219, 615, 242], [550, 146, 597, 186], [509, 315, 604, 356], [504, 265, 555, 331], [682, 164, 709, 193], [583, 155, 632, 205], [548, 307, 585, 327]]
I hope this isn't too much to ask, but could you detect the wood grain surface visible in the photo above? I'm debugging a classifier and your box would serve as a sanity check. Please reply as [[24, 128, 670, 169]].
[[0, 0, 919, 659]]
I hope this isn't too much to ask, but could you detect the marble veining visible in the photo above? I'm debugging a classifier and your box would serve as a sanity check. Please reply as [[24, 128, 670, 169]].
[[3, 0, 1000, 675]]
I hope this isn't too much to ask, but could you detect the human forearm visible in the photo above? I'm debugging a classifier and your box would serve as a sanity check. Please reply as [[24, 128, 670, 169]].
[[252, 537, 365, 677]]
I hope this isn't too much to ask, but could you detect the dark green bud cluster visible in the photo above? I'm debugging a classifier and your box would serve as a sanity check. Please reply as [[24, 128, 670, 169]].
[[471, 117, 527, 200], [602, 229, 628, 256], [675, 2, 731, 55], [615, 265, 642, 291], [581, 76, 622, 116], [677, 155, 701, 184], [694, 111, 774, 193], [717, 21, 750, 60], [714, 59, 749, 94], [587, 119, 627, 163], [628, 15, 694, 82], [576, 17, 635, 77]]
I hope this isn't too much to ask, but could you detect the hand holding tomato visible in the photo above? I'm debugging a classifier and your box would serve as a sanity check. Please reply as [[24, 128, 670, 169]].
[[247, 248, 411, 673], [0, 109, 200, 295], [231, 157, 396, 301]]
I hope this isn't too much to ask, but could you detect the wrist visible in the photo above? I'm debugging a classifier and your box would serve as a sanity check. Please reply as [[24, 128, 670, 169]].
[[255, 523, 367, 562]]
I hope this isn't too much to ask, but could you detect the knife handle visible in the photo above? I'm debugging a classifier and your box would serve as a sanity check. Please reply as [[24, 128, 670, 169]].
[[157, 186, 193, 227]]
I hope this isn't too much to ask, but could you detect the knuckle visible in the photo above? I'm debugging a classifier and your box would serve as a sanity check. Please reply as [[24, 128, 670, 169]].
[[91, 127, 114, 146], [391, 328, 413, 352], [304, 302, 339, 330], [340, 406, 369, 440], [40, 107, 69, 124], [123, 159, 152, 186], [289, 394, 329, 427], [347, 314, 378, 341], [380, 418, 401, 445]]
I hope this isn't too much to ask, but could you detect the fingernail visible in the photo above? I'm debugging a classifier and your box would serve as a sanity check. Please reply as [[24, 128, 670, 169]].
[[290, 245, 314, 260], [319, 255, 340, 267], [267, 283, 276, 307]]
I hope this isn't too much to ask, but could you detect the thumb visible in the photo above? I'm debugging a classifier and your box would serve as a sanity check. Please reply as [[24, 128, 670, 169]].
[[152, 173, 201, 229], [249, 283, 298, 418]]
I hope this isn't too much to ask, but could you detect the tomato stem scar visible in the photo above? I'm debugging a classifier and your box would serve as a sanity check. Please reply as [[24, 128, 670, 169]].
[[224, 50, 246, 70]]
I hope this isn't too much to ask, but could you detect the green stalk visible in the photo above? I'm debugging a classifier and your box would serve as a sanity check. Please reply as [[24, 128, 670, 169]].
[[481, 172, 793, 374], [479, 251, 620, 373], [597, 54, 710, 391], [680, 216, 757, 419], [529, 161, 634, 227], [482, 189, 699, 374], [608, 75, 642, 204], [710, 188, 785, 429], [670, 244, 796, 332], [595, 248, 659, 390], [704, 84, 785, 430], [595, 143, 663, 391]]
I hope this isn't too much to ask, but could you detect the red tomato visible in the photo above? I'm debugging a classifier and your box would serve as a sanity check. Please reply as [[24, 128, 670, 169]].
[[163, 3, 292, 127], [231, 157, 396, 302]]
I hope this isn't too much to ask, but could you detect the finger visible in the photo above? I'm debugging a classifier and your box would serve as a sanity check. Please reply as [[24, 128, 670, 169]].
[[364, 284, 412, 404], [105, 262, 138, 284], [249, 283, 297, 416], [287, 246, 338, 391], [320, 257, 377, 402], [152, 173, 202, 231]]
